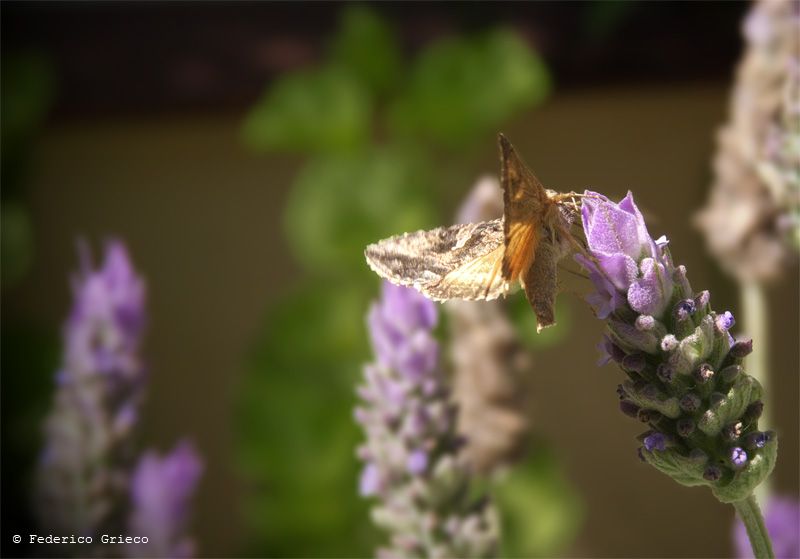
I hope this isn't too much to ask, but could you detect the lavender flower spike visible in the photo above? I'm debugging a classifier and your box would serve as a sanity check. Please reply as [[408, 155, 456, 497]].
[[127, 441, 203, 558], [36, 240, 147, 537], [576, 192, 777, 504], [356, 282, 498, 558]]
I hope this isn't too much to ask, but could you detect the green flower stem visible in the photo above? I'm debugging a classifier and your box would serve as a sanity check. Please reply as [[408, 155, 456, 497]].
[[741, 281, 771, 507], [733, 494, 774, 559]]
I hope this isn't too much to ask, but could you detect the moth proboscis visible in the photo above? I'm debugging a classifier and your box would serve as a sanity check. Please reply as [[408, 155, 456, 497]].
[[365, 134, 583, 332]]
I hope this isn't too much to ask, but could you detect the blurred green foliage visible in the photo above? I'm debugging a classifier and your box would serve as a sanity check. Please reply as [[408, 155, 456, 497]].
[[1, 51, 54, 287], [237, 5, 580, 557], [389, 29, 550, 148], [283, 147, 436, 273], [496, 442, 584, 558]]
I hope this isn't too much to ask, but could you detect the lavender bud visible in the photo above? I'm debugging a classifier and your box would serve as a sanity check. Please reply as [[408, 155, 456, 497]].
[[695, 363, 715, 384], [694, 290, 710, 312], [677, 418, 696, 437], [723, 421, 744, 441], [715, 311, 735, 332], [635, 314, 656, 331], [729, 338, 754, 359], [709, 392, 726, 408], [661, 334, 679, 352], [745, 400, 765, 421], [620, 400, 641, 418], [622, 353, 647, 373], [744, 431, 772, 449], [680, 393, 702, 413], [730, 447, 748, 468], [703, 465, 723, 482], [644, 433, 667, 452], [720, 364, 743, 383], [656, 363, 675, 383], [674, 299, 697, 322]]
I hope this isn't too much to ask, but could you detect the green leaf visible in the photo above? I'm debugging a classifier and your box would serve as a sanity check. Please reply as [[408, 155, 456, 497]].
[[642, 447, 708, 489], [390, 29, 550, 148], [241, 66, 371, 153], [236, 284, 378, 556], [1, 203, 34, 287], [329, 5, 402, 96], [282, 146, 437, 274], [496, 443, 583, 557]]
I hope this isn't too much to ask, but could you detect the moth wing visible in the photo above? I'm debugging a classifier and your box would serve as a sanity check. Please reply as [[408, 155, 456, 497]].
[[498, 134, 549, 282], [364, 218, 510, 301]]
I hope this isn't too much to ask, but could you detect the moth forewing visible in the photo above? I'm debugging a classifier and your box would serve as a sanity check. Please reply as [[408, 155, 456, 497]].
[[364, 219, 510, 302]]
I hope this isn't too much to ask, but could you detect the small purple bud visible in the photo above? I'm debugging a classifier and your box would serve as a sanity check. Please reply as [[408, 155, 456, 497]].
[[694, 363, 715, 384], [359, 463, 382, 496], [720, 364, 742, 383], [679, 392, 702, 413], [640, 383, 659, 401], [635, 315, 655, 331], [703, 465, 722, 481], [644, 432, 667, 452], [673, 299, 696, 322], [730, 447, 748, 468], [745, 400, 764, 420], [637, 409, 662, 423], [622, 353, 646, 373], [661, 334, 679, 352], [723, 421, 744, 441], [407, 449, 429, 475], [656, 363, 675, 383], [730, 338, 754, 359], [715, 311, 735, 331], [620, 400, 641, 418], [694, 290, 710, 310], [677, 418, 695, 437], [744, 431, 771, 449]]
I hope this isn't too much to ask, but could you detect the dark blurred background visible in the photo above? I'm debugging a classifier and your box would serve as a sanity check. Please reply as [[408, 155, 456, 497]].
[[2, 2, 798, 558]]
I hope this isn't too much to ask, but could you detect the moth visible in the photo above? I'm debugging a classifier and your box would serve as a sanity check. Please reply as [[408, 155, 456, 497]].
[[365, 134, 582, 332]]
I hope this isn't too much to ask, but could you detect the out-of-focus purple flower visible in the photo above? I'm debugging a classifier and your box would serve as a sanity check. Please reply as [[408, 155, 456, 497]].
[[127, 441, 203, 559], [356, 282, 498, 558], [576, 192, 777, 504], [734, 496, 800, 558], [36, 240, 147, 537]]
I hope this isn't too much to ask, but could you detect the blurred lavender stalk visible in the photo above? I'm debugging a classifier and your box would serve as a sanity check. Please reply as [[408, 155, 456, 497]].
[[447, 176, 532, 473], [697, 0, 800, 505], [356, 282, 498, 558], [36, 240, 147, 538], [127, 441, 203, 558], [698, 0, 800, 281], [734, 496, 800, 559]]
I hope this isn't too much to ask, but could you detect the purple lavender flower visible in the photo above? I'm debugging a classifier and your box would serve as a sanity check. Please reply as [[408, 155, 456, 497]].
[[356, 282, 498, 558], [576, 192, 777, 504], [127, 441, 203, 559], [734, 496, 800, 559], [36, 240, 147, 536]]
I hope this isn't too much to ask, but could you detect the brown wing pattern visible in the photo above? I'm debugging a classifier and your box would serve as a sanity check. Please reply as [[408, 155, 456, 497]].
[[364, 218, 510, 301], [498, 134, 550, 282]]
